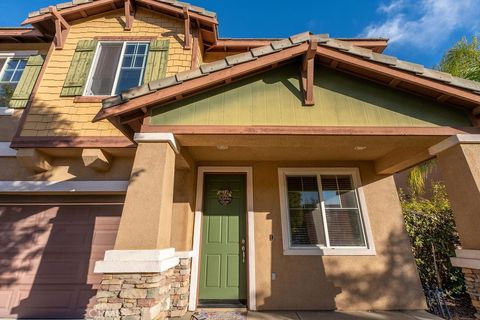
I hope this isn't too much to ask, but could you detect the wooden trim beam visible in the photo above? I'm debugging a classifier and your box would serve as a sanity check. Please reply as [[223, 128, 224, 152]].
[[183, 6, 191, 50], [375, 148, 433, 175], [472, 106, 480, 116], [140, 124, 480, 136], [10, 136, 135, 148], [49, 6, 70, 49], [317, 45, 480, 105], [124, 0, 134, 31], [301, 39, 317, 106], [389, 78, 401, 87], [191, 22, 200, 69]]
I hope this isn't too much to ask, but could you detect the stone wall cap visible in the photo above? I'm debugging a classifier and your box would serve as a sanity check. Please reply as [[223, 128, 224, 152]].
[[175, 251, 195, 258], [94, 256, 179, 273], [103, 248, 176, 262]]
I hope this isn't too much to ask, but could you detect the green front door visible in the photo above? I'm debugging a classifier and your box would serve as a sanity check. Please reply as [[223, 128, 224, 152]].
[[199, 174, 247, 304]]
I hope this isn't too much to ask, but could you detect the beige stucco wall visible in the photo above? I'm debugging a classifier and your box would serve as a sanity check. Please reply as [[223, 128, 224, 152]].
[[0, 155, 134, 182], [436, 143, 480, 249], [171, 167, 196, 251], [21, 8, 193, 138]]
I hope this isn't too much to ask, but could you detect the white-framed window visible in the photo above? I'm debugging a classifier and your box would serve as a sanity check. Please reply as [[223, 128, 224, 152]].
[[278, 167, 376, 256], [84, 41, 149, 96], [0, 51, 35, 110]]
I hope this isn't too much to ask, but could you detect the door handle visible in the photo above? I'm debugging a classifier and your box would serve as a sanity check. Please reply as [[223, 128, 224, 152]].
[[241, 238, 246, 264]]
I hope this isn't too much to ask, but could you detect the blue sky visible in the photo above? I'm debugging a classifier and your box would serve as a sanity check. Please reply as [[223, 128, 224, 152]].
[[2, 0, 479, 68]]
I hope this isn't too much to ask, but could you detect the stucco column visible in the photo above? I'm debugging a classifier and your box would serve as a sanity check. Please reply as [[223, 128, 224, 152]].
[[429, 134, 480, 316], [92, 133, 187, 320], [114, 133, 179, 250]]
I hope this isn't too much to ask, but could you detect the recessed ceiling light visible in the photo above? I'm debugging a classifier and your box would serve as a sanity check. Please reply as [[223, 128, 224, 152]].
[[216, 145, 229, 150], [354, 146, 367, 151]]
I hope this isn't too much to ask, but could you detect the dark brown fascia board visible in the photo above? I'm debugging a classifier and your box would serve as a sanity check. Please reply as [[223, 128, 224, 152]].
[[140, 124, 480, 136], [10, 136, 135, 148], [210, 38, 388, 53], [93, 42, 310, 121], [22, 0, 218, 27], [0, 28, 51, 42], [316, 45, 480, 105]]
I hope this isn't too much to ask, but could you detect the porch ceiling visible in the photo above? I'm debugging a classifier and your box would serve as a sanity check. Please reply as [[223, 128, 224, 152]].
[[176, 134, 446, 174]]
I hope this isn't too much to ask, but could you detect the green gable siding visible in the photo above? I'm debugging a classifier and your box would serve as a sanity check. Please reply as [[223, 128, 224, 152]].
[[151, 64, 471, 127]]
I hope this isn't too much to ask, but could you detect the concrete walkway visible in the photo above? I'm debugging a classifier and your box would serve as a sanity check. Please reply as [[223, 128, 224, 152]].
[[246, 310, 441, 320], [185, 310, 442, 320]]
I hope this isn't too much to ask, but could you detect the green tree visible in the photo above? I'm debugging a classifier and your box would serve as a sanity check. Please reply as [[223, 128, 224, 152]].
[[437, 35, 480, 81], [408, 36, 480, 194], [401, 183, 464, 296]]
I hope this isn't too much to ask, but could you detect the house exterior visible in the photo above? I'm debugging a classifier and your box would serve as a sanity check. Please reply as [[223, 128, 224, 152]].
[[1, 1, 480, 319]]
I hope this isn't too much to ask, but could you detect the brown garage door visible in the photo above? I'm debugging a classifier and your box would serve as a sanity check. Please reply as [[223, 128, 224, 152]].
[[0, 200, 122, 319]]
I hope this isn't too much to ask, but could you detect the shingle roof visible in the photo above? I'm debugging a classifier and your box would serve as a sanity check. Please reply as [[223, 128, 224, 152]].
[[28, 0, 216, 19], [101, 32, 480, 110]]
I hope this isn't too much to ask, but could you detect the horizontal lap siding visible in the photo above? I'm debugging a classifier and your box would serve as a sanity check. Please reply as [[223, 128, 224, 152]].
[[151, 65, 472, 127], [21, 8, 192, 137]]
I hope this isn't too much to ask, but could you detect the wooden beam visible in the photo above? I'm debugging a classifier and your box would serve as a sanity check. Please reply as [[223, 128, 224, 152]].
[[183, 6, 191, 50], [317, 45, 480, 105], [191, 23, 200, 69], [472, 105, 480, 116], [329, 60, 339, 69], [124, 0, 134, 31], [437, 94, 450, 102], [389, 78, 401, 87], [140, 124, 480, 136], [301, 39, 317, 106], [375, 148, 433, 175], [49, 6, 70, 49]]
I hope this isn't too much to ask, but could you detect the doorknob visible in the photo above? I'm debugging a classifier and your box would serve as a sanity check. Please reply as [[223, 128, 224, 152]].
[[241, 238, 246, 264]]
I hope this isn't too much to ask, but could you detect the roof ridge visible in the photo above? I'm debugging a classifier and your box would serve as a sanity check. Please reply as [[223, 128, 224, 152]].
[[102, 31, 480, 110], [28, 0, 216, 19]]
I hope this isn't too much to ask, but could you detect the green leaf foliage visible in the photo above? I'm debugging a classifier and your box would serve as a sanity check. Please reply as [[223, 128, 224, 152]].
[[401, 183, 464, 296], [437, 36, 480, 81]]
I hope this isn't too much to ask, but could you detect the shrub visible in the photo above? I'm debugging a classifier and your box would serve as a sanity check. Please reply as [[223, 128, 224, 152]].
[[400, 183, 464, 297]]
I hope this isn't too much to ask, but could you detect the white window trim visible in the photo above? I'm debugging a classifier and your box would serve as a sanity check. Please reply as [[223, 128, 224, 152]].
[[84, 41, 149, 97], [0, 51, 37, 114], [278, 167, 376, 256]]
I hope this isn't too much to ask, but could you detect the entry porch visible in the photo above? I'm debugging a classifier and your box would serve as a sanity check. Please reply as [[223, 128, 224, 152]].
[[92, 131, 480, 319]]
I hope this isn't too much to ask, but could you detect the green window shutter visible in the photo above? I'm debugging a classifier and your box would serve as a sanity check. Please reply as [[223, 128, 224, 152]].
[[60, 40, 98, 97], [9, 55, 45, 109], [143, 39, 170, 84]]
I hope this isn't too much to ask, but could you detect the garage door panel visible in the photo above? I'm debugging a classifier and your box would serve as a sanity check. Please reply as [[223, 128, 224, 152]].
[[0, 203, 122, 318]]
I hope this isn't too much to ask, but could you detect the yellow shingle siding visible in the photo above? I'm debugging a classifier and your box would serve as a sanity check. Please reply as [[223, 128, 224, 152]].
[[21, 8, 193, 137]]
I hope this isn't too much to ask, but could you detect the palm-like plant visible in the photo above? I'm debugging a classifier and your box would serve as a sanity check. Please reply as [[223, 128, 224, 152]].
[[407, 36, 480, 195], [437, 36, 480, 81]]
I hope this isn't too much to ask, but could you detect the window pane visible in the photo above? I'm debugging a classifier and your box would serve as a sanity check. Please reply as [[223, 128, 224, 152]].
[[325, 209, 365, 246], [1, 58, 27, 83], [1, 70, 13, 82], [114, 42, 148, 95], [320, 175, 366, 247], [286, 176, 326, 246], [115, 69, 142, 94], [89, 43, 123, 95]]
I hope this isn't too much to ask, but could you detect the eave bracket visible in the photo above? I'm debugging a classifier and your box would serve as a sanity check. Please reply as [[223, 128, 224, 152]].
[[301, 39, 317, 106], [49, 6, 70, 49]]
